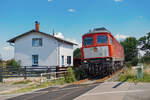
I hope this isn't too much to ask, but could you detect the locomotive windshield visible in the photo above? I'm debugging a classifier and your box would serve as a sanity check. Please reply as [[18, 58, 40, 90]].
[[84, 37, 93, 46], [97, 35, 108, 44]]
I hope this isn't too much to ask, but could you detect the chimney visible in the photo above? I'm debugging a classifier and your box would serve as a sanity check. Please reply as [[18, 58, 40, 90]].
[[35, 21, 40, 31]]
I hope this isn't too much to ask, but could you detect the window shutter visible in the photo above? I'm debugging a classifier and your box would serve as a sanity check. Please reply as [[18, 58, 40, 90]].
[[32, 38, 35, 46], [39, 38, 42, 46]]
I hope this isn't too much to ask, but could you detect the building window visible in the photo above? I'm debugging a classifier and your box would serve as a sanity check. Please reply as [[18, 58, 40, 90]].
[[110, 37, 113, 44], [97, 35, 108, 44], [62, 55, 64, 66], [32, 55, 38, 66], [84, 37, 93, 46], [32, 38, 42, 47], [67, 56, 71, 65]]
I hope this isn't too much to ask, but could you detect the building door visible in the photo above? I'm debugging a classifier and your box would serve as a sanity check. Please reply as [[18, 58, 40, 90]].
[[67, 56, 71, 66], [32, 55, 38, 66], [62, 55, 64, 66]]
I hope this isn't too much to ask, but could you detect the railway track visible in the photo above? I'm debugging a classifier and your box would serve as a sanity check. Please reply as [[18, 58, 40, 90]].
[[7, 68, 123, 100], [74, 68, 123, 85]]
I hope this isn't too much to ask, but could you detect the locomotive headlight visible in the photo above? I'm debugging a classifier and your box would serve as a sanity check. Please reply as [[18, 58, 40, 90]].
[[106, 58, 110, 61], [84, 60, 87, 63]]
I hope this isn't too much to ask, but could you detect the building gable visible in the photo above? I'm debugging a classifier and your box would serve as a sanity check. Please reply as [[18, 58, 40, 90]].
[[7, 30, 77, 46]]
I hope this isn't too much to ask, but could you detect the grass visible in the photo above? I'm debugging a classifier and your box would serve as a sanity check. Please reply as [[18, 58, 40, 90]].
[[118, 64, 150, 82], [1, 67, 77, 94], [9, 77, 67, 94], [13, 80, 32, 85], [118, 73, 150, 82]]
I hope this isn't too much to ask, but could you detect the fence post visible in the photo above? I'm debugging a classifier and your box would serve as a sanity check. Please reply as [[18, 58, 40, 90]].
[[47, 66, 51, 79], [56, 66, 58, 78], [24, 66, 27, 79], [0, 66, 3, 82]]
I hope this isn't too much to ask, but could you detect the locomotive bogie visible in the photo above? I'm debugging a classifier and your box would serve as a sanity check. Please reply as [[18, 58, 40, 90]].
[[82, 58, 123, 77]]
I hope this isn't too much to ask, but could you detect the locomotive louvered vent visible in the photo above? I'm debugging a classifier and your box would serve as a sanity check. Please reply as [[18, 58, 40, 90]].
[[93, 27, 109, 33]]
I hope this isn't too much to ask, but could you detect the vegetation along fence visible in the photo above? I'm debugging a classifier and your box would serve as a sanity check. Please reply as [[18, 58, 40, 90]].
[[0, 66, 67, 82]]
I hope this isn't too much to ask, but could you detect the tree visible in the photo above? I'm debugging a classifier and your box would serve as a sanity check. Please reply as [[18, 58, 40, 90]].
[[6, 59, 21, 68], [138, 32, 150, 53], [120, 37, 138, 62], [73, 48, 81, 58], [0, 59, 2, 66], [138, 32, 150, 64]]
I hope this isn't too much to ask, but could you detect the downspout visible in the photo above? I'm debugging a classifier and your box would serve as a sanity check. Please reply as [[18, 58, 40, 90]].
[[58, 43, 60, 67]]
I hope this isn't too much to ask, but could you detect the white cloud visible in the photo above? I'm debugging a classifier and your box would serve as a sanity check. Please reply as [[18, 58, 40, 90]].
[[73, 42, 81, 50], [48, 0, 53, 2], [54, 32, 80, 49], [66, 38, 77, 44], [138, 16, 143, 19], [66, 38, 81, 50], [114, 0, 123, 2], [65, 38, 80, 49], [54, 32, 64, 39], [115, 34, 129, 40], [0, 46, 14, 61], [68, 9, 75, 12]]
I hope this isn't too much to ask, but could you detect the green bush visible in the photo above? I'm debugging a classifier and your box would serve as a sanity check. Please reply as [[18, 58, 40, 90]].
[[141, 56, 150, 64], [65, 67, 76, 83], [6, 59, 21, 68], [74, 66, 85, 80], [131, 57, 138, 66], [73, 48, 81, 58], [125, 57, 138, 67], [118, 72, 150, 82], [0, 59, 2, 66], [125, 62, 132, 68]]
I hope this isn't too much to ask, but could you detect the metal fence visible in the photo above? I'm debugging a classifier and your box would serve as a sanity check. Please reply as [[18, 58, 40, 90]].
[[0, 66, 67, 82]]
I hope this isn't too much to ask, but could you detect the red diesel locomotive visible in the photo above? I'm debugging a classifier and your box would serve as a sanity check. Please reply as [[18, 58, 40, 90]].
[[81, 27, 124, 77]]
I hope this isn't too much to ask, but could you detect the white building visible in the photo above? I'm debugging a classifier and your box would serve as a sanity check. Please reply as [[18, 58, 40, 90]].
[[7, 21, 76, 67]]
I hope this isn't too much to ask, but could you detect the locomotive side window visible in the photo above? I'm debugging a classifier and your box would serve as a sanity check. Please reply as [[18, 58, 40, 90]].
[[84, 37, 93, 46], [97, 36, 107, 44], [110, 37, 113, 44]]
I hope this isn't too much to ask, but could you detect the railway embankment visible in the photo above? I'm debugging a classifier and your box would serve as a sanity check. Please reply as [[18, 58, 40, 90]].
[[118, 64, 150, 83]]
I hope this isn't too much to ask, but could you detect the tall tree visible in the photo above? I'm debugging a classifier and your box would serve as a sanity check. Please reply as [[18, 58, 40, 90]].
[[120, 37, 138, 62], [138, 32, 150, 53], [0, 59, 2, 66], [73, 48, 81, 58]]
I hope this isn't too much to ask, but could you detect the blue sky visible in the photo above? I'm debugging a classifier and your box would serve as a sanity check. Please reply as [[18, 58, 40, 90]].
[[0, 0, 150, 60]]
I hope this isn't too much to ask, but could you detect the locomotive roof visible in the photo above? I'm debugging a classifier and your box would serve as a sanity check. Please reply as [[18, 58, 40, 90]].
[[84, 27, 111, 35]]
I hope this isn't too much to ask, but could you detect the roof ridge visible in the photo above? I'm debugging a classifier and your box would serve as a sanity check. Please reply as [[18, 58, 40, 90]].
[[7, 30, 77, 45]]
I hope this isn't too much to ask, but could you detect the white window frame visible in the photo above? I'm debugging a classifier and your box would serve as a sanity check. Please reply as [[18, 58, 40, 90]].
[[32, 38, 42, 47]]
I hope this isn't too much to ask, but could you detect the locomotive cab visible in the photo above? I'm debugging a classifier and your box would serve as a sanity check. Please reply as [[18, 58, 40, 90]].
[[81, 27, 124, 77], [82, 28, 112, 61]]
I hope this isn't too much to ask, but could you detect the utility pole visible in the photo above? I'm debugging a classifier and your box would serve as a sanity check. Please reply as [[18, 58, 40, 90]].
[[53, 29, 55, 36]]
